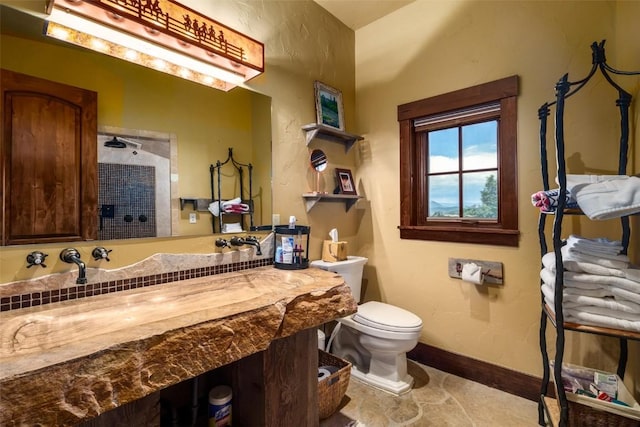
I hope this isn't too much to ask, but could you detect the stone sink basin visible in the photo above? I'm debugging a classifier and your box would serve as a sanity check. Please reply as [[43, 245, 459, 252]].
[[0, 266, 350, 379], [0, 265, 357, 427]]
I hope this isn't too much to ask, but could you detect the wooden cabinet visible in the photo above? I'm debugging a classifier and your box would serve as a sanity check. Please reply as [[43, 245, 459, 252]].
[[1, 69, 97, 245]]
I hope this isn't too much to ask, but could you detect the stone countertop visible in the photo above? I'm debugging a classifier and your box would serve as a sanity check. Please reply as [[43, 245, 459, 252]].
[[0, 266, 357, 426]]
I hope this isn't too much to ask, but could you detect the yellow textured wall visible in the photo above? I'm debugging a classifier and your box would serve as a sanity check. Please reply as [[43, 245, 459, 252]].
[[1, 0, 638, 400], [0, 0, 351, 281], [355, 0, 638, 396]]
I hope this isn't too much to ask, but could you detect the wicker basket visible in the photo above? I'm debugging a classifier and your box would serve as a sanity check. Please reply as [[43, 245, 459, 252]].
[[565, 391, 640, 427], [566, 401, 640, 427], [548, 364, 640, 426], [318, 350, 351, 420]]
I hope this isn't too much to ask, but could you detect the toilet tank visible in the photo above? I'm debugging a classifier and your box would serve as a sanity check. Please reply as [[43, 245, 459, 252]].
[[310, 256, 368, 303]]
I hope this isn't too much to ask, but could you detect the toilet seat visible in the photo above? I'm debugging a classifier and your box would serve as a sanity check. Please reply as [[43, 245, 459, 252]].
[[353, 301, 422, 333]]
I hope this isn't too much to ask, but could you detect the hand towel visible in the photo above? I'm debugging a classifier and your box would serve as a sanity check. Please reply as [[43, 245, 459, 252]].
[[208, 201, 221, 217], [562, 174, 629, 192], [531, 188, 579, 213], [571, 176, 640, 220]]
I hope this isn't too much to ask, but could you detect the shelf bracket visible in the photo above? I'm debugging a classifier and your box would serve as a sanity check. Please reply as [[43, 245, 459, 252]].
[[345, 198, 358, 212], [304, 196, 320, 212]]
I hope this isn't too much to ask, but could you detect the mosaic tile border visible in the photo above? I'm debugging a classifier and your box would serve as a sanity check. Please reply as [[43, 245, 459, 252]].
[[0, 258, 273, 312]]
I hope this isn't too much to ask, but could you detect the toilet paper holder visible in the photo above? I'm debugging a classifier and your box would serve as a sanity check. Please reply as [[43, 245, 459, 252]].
[[447, 258, 503, 285]]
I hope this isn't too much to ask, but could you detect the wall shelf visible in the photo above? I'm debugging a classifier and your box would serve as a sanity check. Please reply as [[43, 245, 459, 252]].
[[179, 198, 212, 211], [302, 192, 362, 212], [302, 123, 363, 153]]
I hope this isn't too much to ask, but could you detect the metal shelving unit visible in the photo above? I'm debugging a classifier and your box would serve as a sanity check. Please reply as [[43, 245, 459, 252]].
[[537, 40, 640, 426], [210, 148, 254, 233]]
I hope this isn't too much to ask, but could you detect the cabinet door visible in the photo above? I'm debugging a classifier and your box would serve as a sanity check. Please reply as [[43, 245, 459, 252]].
[[1, 69, 97, 245]]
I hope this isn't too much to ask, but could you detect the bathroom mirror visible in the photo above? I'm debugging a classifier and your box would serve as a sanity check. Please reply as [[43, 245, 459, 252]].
[[0, 4, 272, 240], [310, 149, 328, 193]]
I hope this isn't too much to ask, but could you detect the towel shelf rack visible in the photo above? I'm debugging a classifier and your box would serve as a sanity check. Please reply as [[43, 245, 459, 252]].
[[536, 40, 640, 427], [210, 148, 254, 234]]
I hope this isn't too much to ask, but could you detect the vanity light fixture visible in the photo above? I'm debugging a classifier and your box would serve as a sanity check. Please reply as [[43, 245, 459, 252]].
[[44, 0, 264, 91]]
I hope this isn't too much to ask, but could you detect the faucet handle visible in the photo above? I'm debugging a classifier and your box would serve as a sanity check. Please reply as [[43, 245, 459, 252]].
[[229, 236, 244, 246], [92, 247, 112, 262], [215, 238, 229, 248], [26, 251, 48, 268]]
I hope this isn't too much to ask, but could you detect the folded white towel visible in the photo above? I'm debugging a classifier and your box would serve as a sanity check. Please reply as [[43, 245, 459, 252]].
[[542, 251, 626, 277], [561, 245, 629, 270], [208, 201, 221, 217], [540, 268, 603, 291], [565, 309, 640, 333], [541, 267, 640, 305], [544, 296, 640, 333], [624, 268, 640, 283], [562, 174, 628, 190], [221, 197, 242, 208], [571, 176, 640, 220], [221, 222, 244, 233], [563, 270, 640, 295], [565, 234, 623, 256], [541, 283, 640, 315]]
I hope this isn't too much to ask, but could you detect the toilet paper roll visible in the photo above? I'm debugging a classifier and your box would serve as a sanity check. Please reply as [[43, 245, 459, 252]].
[[318, 367, 332, 381], [320, 365, 339, 375], [461, 262, 484, 285]]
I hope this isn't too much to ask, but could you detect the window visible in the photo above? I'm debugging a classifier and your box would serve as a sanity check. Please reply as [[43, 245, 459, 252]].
[[398, 76, 519, 246]]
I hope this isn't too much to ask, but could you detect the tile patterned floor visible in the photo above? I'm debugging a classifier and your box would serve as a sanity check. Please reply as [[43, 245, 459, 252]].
[[320, 360, 540, 427]]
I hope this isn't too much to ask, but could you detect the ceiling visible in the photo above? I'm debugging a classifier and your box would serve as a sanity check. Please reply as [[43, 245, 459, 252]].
[[313, 0, 415, 30]]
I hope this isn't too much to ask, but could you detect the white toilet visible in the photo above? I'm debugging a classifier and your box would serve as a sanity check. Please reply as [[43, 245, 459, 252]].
[[310, 256, 423, 395]]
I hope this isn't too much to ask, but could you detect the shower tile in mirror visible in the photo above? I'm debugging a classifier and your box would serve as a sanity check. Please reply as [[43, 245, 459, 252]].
[[99, 163, 157, 239]]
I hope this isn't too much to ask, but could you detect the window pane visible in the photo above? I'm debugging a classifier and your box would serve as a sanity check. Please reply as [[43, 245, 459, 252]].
[[428, 128, 458, 173], [428, 174, 459, 217], [462, 171, 497, 219], [462, 121, 497, 171]]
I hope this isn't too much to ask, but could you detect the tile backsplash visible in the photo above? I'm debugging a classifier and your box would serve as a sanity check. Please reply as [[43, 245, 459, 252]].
[[0, 233, 274, 312]]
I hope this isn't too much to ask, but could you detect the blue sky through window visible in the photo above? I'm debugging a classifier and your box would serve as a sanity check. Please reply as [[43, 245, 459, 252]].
[[428, 121, 497, 211]]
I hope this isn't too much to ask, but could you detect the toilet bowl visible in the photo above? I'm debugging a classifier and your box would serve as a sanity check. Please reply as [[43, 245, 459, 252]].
[[310, 257, 423, 395]]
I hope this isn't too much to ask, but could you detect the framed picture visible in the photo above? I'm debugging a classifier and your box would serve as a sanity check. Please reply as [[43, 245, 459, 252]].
[[314, 81, 345, 131], [335, 168, 357, 195]]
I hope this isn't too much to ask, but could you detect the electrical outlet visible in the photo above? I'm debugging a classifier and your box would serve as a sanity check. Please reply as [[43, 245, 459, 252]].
[[272, 213, 281, 225], [189, 213, 197, 224]]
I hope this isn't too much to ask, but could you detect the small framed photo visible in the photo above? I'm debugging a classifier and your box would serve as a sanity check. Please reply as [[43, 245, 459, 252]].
[[335, 168, 357, 195], [314, 81, 345, 131]]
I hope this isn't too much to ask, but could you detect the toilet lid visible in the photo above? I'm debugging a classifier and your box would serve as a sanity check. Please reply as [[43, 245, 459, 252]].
[[353, 301, 423, 333]]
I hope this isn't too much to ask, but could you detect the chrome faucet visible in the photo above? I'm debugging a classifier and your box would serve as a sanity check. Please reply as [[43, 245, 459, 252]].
[[59, 248, 87, 284], [230, 236, 262, 255]]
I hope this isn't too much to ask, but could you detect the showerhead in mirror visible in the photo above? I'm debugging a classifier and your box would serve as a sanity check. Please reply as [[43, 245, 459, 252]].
[[104, 136, 127, 148], [103, 136, 143, 149], [310, 149, 328, 193]]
